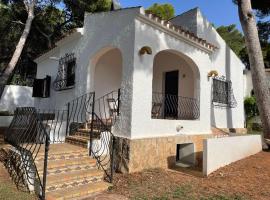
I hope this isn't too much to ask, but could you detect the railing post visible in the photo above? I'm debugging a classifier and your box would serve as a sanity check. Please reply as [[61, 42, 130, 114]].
[[110, 135, 115, 183], [89, 92, 95, 156], [65, 102, 70, 137], [117, 88, 121, 116], [42, 137, 50, 200]]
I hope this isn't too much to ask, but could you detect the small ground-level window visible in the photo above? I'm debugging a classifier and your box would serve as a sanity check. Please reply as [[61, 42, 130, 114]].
[[176, 143, 195, 167]]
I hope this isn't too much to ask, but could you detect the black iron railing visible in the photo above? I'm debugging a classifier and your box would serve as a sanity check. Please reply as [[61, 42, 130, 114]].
[[4, 107, 50, 200], [37, 109, 68, 143], [3, 89, 120, 199], [65, 92, 95, 136], [90, 112, 115, 182], [66, 89, 120, 182], [152, 92, 200, 120]]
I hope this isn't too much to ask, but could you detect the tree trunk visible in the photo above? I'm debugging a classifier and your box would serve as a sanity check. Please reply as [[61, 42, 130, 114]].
[[237, 0, 270, 139], [0, 1, 35, 91]]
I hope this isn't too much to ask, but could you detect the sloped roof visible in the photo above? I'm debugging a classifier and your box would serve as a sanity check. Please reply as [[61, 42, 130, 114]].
[[143, 10, 217, 51]]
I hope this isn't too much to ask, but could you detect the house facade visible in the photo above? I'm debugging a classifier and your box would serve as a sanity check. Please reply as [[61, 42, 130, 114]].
[[34, 7, 246, 173]]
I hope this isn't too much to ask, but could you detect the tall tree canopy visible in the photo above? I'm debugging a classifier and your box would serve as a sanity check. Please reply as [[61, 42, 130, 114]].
[[216, 24, 245, 56], [146, 3, 175, 20], [0, 0, 113, 86]]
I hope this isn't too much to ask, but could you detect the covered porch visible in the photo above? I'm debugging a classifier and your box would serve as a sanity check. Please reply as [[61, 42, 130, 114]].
[[151, 50, 200, 121]]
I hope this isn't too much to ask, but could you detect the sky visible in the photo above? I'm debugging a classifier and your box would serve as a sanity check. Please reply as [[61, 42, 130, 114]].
[[120, 0, 243, 30]]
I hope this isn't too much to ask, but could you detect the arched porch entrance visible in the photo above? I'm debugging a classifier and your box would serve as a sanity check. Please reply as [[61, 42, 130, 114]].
[[152, 50, 200, 120]]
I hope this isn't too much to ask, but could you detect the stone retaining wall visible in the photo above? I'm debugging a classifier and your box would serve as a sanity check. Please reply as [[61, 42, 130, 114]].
[[114, 134, 213, 173]]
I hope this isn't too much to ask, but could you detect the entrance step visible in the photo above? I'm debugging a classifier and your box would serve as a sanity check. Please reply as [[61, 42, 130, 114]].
[[46, 181, 111, 200], [74, 129, 101, 138], [65, 136, 89, 149], [44, 169, 104, 192], [34, 143, 110, 199], [36, 157, 97, 175]]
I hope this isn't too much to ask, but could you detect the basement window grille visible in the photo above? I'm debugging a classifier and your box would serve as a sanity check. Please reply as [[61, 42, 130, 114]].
[[212, 76, 237, 108], [53, 53, 76, 91]]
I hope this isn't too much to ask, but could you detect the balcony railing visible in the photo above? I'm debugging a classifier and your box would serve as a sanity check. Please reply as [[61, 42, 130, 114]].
[[152, 92, 200, 120]]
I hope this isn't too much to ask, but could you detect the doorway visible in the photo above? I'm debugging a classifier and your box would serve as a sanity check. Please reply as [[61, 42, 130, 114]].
[[164, 70, 179, 118]]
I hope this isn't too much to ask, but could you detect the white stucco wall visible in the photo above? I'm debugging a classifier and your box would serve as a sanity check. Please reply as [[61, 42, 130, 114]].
[[0, 116, 13, 127], [203, 135, 262, 176], [0, 85, 34, 112], [94, 48, 122, 99]]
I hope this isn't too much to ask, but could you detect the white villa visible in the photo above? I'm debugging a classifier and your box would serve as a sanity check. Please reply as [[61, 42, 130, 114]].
[[32, 6, 247, 173], [2, 5, 265, 200]]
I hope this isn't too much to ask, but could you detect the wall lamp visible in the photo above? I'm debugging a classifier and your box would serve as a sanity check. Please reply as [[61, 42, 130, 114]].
[[208, 70, 219, 78], [139, 46, 152, 55]]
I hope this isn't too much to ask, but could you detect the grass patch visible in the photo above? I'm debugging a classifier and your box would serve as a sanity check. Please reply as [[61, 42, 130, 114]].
[[0, 181, 35, 200]]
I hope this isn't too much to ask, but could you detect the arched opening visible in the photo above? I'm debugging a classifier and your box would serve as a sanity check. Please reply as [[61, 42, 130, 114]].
[[92, 47, 123, 98], [152, 50, 200, 120]]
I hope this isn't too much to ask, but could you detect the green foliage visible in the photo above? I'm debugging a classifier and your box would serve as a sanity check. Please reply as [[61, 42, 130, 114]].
[[217, 23, 270, 69], [216, 25, 245, 56], [244, 96, 259, 119], [0, 0, 113, 86], [63, 0, 112, 27], [146, 3, 175, 20]]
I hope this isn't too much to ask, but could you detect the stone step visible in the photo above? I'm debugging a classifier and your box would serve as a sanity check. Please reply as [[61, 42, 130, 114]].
[[84, 120, 113, 131], [46, 181, 111, 200], [36, 150, 88, 163], [44, 169, 104, 192], [36, 157, 96, 175], [74, 129, 101, 138], [65, 136, 89, 148]]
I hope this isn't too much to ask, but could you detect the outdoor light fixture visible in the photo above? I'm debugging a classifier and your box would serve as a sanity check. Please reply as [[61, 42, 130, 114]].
[[139, 46, 152, 55], [208, 70, 218, 78]]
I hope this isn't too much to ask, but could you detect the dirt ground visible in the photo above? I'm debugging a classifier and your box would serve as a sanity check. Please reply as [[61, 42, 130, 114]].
[[0, 151, 269, 200], [109, 151, 270, 200]]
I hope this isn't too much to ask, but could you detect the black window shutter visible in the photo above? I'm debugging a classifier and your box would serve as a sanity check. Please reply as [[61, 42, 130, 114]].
[[33, 76, 51, 98], [32, 79, 44, 97], [43, 76, 51, 98]]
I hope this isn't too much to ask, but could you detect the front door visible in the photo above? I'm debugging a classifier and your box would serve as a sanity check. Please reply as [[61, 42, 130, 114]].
[[164, 70, 179, 118]]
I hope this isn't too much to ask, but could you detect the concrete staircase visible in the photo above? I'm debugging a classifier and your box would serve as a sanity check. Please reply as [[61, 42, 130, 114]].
[[35, 143, 111, 200], [65, 120, 112, 149]]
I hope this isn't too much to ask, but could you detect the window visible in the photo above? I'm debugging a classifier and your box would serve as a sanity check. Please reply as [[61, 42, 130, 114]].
[[66, 60, 75, 87], [53, 53, 76, 91], [32, 76, 51, 98], [212, 77, 237, 108]]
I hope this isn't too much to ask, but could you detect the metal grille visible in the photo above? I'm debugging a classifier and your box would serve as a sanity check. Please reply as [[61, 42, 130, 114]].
[[212, 77, 237, 108], [5, 107, 50, 200], [53, 53, 76, 91], [152, 92, 200, 120]]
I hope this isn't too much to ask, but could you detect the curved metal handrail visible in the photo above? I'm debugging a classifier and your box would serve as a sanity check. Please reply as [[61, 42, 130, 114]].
[[5, 107, 50, 200]]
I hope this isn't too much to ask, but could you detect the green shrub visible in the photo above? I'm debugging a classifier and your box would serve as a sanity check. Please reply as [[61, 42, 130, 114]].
[[244, 96, 259, 119]]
